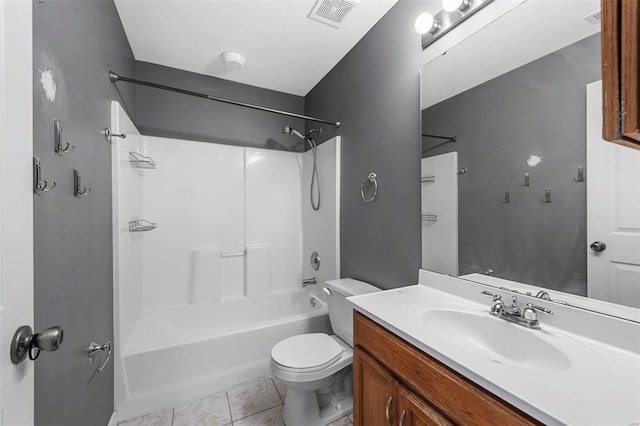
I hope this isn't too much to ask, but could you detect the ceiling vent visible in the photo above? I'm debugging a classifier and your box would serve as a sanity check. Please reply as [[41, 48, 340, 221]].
[[584, 10, 601, 25], [308, 0, 359, 28]]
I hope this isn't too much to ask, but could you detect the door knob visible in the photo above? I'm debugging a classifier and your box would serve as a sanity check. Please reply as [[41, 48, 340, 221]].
[[590, 241, 607, 252], [10, 325, 64, 364]]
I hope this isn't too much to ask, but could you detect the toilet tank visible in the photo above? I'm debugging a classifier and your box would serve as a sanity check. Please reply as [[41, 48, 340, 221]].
[[324, 278, 380, 346]]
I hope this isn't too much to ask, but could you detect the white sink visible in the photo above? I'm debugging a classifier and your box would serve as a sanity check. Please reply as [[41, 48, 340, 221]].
[[348, 273, 639, 425], [419, 308, 571, 373]]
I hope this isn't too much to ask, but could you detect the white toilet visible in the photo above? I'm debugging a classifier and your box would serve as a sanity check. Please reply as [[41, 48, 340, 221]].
[[270, 278, 380, 426]]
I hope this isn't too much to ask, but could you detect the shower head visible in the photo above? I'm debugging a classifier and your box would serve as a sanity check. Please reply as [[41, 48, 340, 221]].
[[282, 125, 306, 140], [282, 125, 323, 141]]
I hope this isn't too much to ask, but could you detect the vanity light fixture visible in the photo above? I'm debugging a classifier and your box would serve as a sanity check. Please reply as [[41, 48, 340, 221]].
[[417, 0, 495, 49], [442, 0, 469, 13], [414, 12, 439, 35]]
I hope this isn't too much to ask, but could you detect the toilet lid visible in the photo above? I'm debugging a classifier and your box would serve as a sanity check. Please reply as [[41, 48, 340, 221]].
[[271, 333, 343, 370]]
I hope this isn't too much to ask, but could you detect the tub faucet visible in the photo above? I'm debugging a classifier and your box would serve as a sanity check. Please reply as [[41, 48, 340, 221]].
[[302, 277, 317, 287]]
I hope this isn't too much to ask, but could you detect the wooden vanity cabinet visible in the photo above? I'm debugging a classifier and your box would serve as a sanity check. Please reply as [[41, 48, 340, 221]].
[[602, 0, 640, 149], [398, 385, 453, 426], [354, 347, 452, 426], [353, 347, 398, 426], [353, 311, 542, 426]]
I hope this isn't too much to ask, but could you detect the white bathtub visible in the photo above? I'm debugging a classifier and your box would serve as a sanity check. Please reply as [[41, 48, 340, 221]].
[[116, 292, 331, 421]]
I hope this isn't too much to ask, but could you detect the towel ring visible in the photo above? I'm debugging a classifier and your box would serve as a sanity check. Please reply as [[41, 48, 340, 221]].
[[361, 172, 378, 203]]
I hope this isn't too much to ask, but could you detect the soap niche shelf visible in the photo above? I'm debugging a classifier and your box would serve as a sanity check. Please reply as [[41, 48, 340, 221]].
[[421, 214, 438, 222], [129, 219, 157, 232], [129, 152, 157, 169]]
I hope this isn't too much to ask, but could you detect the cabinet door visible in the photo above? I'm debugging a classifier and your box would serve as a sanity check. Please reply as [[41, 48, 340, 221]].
[[398, 386, 453, 426], [354, 347, 398, 426], [602, 0, 640, 149]]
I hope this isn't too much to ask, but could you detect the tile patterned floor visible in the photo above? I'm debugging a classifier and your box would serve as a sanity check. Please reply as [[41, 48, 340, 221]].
[[119, 376, 353, 426]]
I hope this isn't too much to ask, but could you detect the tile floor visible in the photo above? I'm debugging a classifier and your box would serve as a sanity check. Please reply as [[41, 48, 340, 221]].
[[119, 376, 354, 426]]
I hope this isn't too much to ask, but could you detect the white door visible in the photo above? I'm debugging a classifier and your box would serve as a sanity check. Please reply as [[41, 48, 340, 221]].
[[421, 152, 458, 276], [587, 81, 640, 309], [0, 0, 35, 424]]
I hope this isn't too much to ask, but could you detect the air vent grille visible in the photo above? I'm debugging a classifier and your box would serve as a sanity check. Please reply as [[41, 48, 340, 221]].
[[584, 10, 601, 25], [309, 0, 358, 28]]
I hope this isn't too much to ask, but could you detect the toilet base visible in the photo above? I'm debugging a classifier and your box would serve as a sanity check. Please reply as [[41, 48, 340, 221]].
[[281, 366, 353, 426], [283, 390, 352, 426]]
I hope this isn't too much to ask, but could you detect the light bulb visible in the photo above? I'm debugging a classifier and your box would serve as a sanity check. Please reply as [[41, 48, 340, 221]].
[[442, 0, 470, 12], [415, 12, 438, 35]]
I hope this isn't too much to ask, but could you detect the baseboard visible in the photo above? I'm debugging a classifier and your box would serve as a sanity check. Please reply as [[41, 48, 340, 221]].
[[107, 411, 118, 426]]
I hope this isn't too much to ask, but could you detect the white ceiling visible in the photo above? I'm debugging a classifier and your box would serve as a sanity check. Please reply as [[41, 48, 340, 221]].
[[115, 0, 398, 96]]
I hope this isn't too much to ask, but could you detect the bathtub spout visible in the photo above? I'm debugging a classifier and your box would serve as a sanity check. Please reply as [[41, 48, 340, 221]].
[[302, 277, 317, 287]]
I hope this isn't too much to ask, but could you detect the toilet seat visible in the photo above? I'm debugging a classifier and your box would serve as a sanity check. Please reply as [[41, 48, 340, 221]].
[[271, 333, 343, 373]]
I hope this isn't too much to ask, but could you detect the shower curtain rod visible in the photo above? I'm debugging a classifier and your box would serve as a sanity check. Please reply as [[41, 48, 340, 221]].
[[109, 71, 341, 128], [421, 134, 457, 143]]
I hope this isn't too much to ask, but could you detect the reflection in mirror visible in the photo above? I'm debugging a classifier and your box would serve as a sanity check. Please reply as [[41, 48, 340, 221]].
[[419, 1, 640, 311]]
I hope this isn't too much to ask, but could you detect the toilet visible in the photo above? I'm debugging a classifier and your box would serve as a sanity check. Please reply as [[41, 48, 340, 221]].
[[270, 278, 380, 426]]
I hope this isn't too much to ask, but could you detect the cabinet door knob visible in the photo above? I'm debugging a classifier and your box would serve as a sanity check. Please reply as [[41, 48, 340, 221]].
[[399, 409, 407, 426], [385, 396, 393, 425]]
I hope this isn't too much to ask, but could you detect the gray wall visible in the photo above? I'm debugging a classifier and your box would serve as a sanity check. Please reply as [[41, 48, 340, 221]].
[[305, 1, 424, 289], [421, 34, 601, 295], [134, 61, 306, 151], [32, 0, 135, 424]]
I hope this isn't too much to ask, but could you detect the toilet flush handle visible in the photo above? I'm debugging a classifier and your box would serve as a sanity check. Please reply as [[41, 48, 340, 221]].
[[322, 287, 332, 296]]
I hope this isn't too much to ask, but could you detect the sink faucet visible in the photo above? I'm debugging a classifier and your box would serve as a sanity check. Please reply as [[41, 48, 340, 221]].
[[481, 291, 552, 330], [302, 277, 317, 287], [535, 290, 551, 300], [504, 296, 522, 316]]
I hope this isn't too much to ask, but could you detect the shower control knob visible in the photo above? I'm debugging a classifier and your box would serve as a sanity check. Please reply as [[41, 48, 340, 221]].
[[590, 241, 607, 252], [310, 251, 320, 271]]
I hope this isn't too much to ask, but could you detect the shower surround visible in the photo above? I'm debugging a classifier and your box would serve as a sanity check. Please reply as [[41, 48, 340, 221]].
[[110, 102, 340, 421]]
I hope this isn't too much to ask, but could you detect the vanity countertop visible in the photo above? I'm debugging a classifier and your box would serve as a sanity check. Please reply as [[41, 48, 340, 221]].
[[347, 271, 640, 426]]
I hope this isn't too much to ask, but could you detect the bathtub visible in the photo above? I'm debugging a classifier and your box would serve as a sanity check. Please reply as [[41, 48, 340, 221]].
[[116, 291, 331, 421]]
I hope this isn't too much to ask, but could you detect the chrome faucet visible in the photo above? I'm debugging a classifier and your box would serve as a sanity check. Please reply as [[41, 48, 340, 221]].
[[302, 277, 317, 287], [504, 296, 522, 316], [481, 291, 552, 330], [535, 290, 551, 300]]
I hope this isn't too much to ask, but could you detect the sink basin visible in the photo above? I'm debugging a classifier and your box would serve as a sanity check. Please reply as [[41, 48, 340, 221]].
[[420, 309, 572, 373]]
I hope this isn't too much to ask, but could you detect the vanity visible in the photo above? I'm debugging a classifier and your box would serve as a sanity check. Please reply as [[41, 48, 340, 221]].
[[348, 270, 640, 426]]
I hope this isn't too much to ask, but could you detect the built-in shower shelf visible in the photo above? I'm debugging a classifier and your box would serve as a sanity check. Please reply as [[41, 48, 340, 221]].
[[421, 214, 438, 222], [129, 219, 157, 232], [129, 152, 157, 169]]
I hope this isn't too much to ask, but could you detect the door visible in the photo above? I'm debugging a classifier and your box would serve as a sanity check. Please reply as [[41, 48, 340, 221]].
[[587, 81, 640, 308], [0, 0, 35, 424], [397, 386, 452, 426], [353, 347, 398, 426]]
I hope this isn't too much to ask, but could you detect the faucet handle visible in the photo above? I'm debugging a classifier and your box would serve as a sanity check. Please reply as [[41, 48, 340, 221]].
[[481, 290, 502, 301], [523, 303, 553, 320], [526, 303, 552, 315]]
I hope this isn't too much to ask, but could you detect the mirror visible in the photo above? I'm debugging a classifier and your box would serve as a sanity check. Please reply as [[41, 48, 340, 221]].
[[419, 0, 640, 312]]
